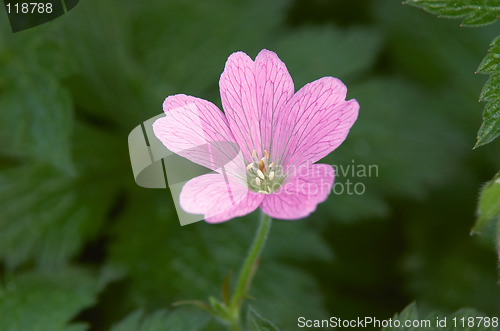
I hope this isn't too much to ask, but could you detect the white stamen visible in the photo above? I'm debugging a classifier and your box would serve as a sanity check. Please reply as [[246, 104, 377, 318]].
[[267, 186, 271, 193], [269, 171, 275, 180], [255, 177, 261, 186], [257, 170, 265, 180], [246, 162, 254, 170], [258, 190, 268, 194], [269, 162, 274, 168]]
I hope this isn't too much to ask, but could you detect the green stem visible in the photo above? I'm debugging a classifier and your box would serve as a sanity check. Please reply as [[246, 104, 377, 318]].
[[228, 211, 272, 329]]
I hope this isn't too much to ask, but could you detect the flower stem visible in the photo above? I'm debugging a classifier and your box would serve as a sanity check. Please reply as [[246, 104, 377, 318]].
[[228, 211, 272, 329]]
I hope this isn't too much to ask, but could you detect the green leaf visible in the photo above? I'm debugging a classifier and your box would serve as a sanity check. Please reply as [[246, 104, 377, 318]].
[[479, 75, 500, 101], [383, 302, 420, 331], [246, 306, 280, 331], [208, 296, 230, 319], [0, 69, 74, 173], [390, 301, 419, 327], [0, 268, 105, 331], [110, 309, 210, 331], [476, 36, 500, 146], [0, 34, 76, 173], [477, 36, 500, 75], [403, 2, 500, 146], [402, 2, 500, 146], [473, 170, 500, 232], [0, 125, 122, 270], [405, 0, 500, 27]]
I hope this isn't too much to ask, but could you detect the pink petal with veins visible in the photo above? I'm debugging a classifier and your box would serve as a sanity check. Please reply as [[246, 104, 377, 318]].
[[180, 173, 264, 223], [260, 164, 334, 220], [219, 49, 294, 162], [275, 77, 359, 169], [153, 94, 240, 172]]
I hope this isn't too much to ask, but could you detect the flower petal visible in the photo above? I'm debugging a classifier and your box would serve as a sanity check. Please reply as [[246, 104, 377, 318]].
[[153, 94, 242, 172], [274, 77, 359, 169], [180, 174, 264, 223], [219, 49, 295, 162], [260, 164, 334, 220]]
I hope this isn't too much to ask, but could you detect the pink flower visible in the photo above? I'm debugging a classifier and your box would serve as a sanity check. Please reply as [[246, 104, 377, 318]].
[[153, 49, 359, 223]]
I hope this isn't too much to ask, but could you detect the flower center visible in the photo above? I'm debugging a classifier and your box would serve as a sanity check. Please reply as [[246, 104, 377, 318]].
[[246, 149, 284, 194]]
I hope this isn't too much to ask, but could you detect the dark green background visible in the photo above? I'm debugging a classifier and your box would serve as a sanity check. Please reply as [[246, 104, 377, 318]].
[[0, 0, 499, 330]]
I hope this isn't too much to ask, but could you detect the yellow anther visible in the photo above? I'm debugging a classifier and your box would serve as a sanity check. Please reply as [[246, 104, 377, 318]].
[[264, 150, 269, 159], [246, 162, 254, 170], [258, 160, 265, 174], [257, 169, 265, 180], [252, 149, 257, 158], [269, 162, 274, 168]]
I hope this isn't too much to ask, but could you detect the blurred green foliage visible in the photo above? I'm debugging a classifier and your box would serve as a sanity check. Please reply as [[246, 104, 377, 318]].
[[0, 0, 499, 330]]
